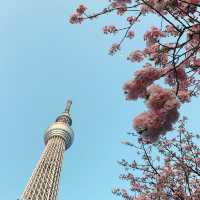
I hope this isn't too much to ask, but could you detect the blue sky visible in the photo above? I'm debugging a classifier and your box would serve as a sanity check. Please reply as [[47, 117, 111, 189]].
[[0, 1, 199, 200]]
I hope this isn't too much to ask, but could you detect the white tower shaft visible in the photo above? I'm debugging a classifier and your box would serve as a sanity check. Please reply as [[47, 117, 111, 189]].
[[21, 137, 65, 200]]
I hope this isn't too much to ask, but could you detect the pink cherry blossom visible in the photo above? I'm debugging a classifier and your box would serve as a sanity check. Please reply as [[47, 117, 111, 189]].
[[71, 0, 200, 141], [127, 50, 144, 62], [71, 1, 200, 199], [144, 27, 165, 46], [178, 90, 191, 103], [195, 158, 200, 166], [103, 25, 118, 34], [123, 67, 161, 100], [109, 43, 120, 55], [116, 118, 200, 199], [69, 14, 83, 24], [146, 84, 180, 111], [131, 182, 141, 191], [165, 25, 179, 36], [127, 16, 138, 25], [127, 30, 134, 39], [76, 4, 87, 15]]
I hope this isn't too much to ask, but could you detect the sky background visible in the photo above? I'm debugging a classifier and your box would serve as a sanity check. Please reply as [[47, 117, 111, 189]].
[[0, 1, 199, 200]]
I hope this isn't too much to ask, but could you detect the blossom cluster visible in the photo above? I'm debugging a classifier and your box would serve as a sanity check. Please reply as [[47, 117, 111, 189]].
[[123, 64, 181, 141], [123, 66, 161, 100], [113, 118, 200, 200], [70, 1, 200, 199], [134, 85, 180, 142], [69, 5, 87, 24], [70, 0, 200, 141]]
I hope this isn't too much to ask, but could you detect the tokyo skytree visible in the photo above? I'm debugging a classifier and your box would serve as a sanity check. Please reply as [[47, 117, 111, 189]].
[[20, 100, 74, 200]]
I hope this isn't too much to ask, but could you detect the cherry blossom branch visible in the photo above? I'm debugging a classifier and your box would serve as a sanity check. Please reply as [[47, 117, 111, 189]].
[[141, 0, 181, 32]]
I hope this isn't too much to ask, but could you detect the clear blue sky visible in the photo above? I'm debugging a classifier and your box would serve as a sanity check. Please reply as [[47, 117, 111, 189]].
[[0, 1, 199, 200]]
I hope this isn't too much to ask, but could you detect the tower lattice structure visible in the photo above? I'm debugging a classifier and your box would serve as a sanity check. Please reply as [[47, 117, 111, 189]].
[[20, 100, 74, 200]]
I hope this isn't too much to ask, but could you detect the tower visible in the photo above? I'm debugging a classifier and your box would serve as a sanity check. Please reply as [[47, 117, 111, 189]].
[[20, 100, 74, 200]]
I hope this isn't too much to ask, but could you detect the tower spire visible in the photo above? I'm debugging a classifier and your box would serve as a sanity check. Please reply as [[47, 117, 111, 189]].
[[55, 99, 72, 125], [65, 99, 72, 114]]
